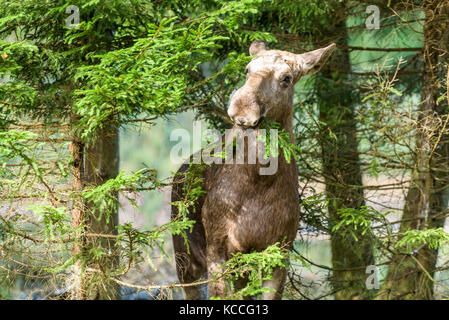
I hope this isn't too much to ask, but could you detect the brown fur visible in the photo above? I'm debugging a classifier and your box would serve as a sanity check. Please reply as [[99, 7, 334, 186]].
[[171, 41, 336, 299]]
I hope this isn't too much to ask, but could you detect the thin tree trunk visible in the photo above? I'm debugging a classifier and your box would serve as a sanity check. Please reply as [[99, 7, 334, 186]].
[[69, 123, 120, 300], [84, 127, 120, 300], [69, 113, 86, 300], [317, 15, 375, 299], [379, 1, 448, 300]]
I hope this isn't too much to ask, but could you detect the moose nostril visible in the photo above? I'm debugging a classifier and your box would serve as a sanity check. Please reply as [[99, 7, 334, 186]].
[[236, 117, 246, 125]]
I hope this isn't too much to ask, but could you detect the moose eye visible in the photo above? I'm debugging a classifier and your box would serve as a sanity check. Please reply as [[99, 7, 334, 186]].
[[280, 75, 292, 87], [282, 75, 291, 84]]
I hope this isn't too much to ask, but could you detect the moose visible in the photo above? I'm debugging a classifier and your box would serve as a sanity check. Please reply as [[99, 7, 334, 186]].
[[171, 40, 336, 299]]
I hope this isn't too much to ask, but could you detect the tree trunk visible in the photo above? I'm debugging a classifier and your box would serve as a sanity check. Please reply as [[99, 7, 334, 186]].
[[69, 124, 120, 300], [379, 1, 448, 300], [69, 114, 86, 300], [84, 128, 120, 300], [317, 18, 375, 299]]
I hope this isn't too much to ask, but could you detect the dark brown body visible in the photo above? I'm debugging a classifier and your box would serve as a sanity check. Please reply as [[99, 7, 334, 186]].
[[171, 137, 300, 299]]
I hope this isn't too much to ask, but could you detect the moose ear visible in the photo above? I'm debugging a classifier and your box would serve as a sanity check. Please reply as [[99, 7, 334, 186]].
[[249, 40, 269, 56], [296, 43, 336, 76]]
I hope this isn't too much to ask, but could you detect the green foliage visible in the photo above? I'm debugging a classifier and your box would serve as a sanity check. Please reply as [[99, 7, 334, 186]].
[[299, 192, 329, 233], [332, 206, 387, 240], [0, 0, 267, 129], [214, 242, 288, 299], [171, 162, 207, 219], [69, 0, 268, 142], [0, 130, 39, 164], [0, 130, 49, 200], [117, 219, 195, 271], [28, 205, 72, 240], [46, 255, 77, 274], [395, 228, 449, 252], [73, 17, 228, 140], [82, 168, 159, 222], [259, 118, 301, 163], [247, 0, 337, 36]]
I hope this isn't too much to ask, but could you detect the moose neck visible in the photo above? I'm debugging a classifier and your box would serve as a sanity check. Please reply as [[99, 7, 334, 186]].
[[273, 108, 294, 136], [227, 103, 295, 179], [265, 91, 295, 138]]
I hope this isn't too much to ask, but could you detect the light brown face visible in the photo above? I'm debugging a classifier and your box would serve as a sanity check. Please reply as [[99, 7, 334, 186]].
[[228, 40, 336, 128]]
